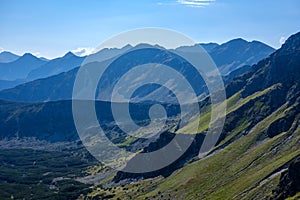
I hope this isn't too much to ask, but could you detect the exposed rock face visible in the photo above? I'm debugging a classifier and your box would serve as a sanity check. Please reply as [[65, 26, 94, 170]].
[[266, 104, 299, 138], [271, 156, 300, 200], [113, 132, 205, 182], [226, 32, 300, 99]]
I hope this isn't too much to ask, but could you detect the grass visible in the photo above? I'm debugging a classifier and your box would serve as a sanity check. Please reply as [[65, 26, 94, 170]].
[[0, 148, 97, 200], [176, 105, 211, 134], [245, 172, 281, 200], [217, 119, 251, 147], [177, 84, 280, 136], [228, 83, 281, 113], [153, 102, 300, 200], [81, 83, 299, 199], [97, 99, 299, 200]]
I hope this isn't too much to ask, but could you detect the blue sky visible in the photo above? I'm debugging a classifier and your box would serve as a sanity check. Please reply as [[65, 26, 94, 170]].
[[0, 0, 299, 58]]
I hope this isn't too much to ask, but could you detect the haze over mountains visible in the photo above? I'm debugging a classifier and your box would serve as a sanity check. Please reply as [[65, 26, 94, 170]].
[[0, 33, 296, 149], [0, 31, 299, 199], [0, 38, 275, 102], [0, 53, 46, 80], [0, 51, 20, 63], [0, 32, 299, 199], [176, 39, 275, 75], [26, 51, 84, 80], [144, 31, 300, 200]]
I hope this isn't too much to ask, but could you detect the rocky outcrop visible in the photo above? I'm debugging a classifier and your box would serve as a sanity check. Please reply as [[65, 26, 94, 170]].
[[271, 156, 300, 200]]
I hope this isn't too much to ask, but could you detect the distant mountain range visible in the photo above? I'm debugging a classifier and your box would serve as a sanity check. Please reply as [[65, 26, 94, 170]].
[[100, 31, 300, 199], [176, 39, 275, 75], [26, 52, 85, 80], [111, 31, 300, 179], [139, 31, 300, 200], [0, 33, 297, 145], [0, 51, 20, 63], [0, 38, 275, 101], [0, 53, 46, 80], [210, 38, 275, 74], [0, 38, 274, 88], [0, 32, 299, 199]]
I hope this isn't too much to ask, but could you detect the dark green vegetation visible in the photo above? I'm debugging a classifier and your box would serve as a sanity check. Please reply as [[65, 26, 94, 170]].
[[82, 32, 300, 199], [0, 33, 297, 199], [0, 100, 180, 143], [0, 148, 97, 200]]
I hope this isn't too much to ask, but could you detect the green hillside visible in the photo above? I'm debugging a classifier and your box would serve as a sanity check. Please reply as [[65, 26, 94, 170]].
[[84, 32, 300, 200]]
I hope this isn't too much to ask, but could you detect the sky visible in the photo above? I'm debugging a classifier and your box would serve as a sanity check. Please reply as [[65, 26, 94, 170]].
[[0, 0, 299, 59]]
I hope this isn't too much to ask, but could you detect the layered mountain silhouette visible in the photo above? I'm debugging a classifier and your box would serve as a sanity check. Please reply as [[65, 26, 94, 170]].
[[175, 42, 219, 52], [107, 32, 300, 199], [0, 31, 297, 151], [210, 38, 275, 74], [176, 38, 275, 75], [0, 32, 299, 199], [0, 45, 134, 91], [0, 38, 275, 102], [226, 32, 300, 98], [0, 53, 46, 80], [0, 51, 20, 63], [26, 52, 84, 80]]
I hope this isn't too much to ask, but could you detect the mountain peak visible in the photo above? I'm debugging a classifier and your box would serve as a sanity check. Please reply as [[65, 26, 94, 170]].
[[23, 53, 34, 56], [198, 42, 219, 52], [63, 51, 76, 58], [20, 53, 39, 61], [122, 44, 133, 49], [0, 51, 18, 56], [0, 51, 20, 63], [227, 38, 248, 44], [134, 43, 155, 49], [279, 31, 300, 53]]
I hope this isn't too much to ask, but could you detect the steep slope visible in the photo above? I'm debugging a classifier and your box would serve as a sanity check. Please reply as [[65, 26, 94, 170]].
[[223, 64, 251, 84], [84, 32, 300, 199], [175, 39, 275, 75], [0, 98, 180, 143], [0, 47, 207, 103], [0, 100, 77, 142], [272, 156, 300, 199], [0, 51, 20, 63], [26, 45, 133, 81], [0, 68, 78, 102], [211, 38, 275, 75], [0, 53, 47, 80], [0, 39, 273, 102]]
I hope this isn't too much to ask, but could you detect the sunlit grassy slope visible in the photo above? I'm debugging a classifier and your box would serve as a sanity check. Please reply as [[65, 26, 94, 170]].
[[85, 83, 300, 199], [152, 106, 299, 200], [177, 83, 280, 135]]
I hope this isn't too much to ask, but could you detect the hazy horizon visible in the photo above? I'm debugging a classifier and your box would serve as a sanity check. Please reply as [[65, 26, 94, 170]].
[[1, 0, 299, 59]]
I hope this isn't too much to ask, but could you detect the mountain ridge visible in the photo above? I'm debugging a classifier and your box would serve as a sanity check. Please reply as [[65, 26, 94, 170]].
[[0, 38, 275, 102], [0, 32, 299, 199], [0, 51, 20, 63], [75, 31, 300, 200], [0, 53, 47, 80], [26, 51, 84, 80]]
